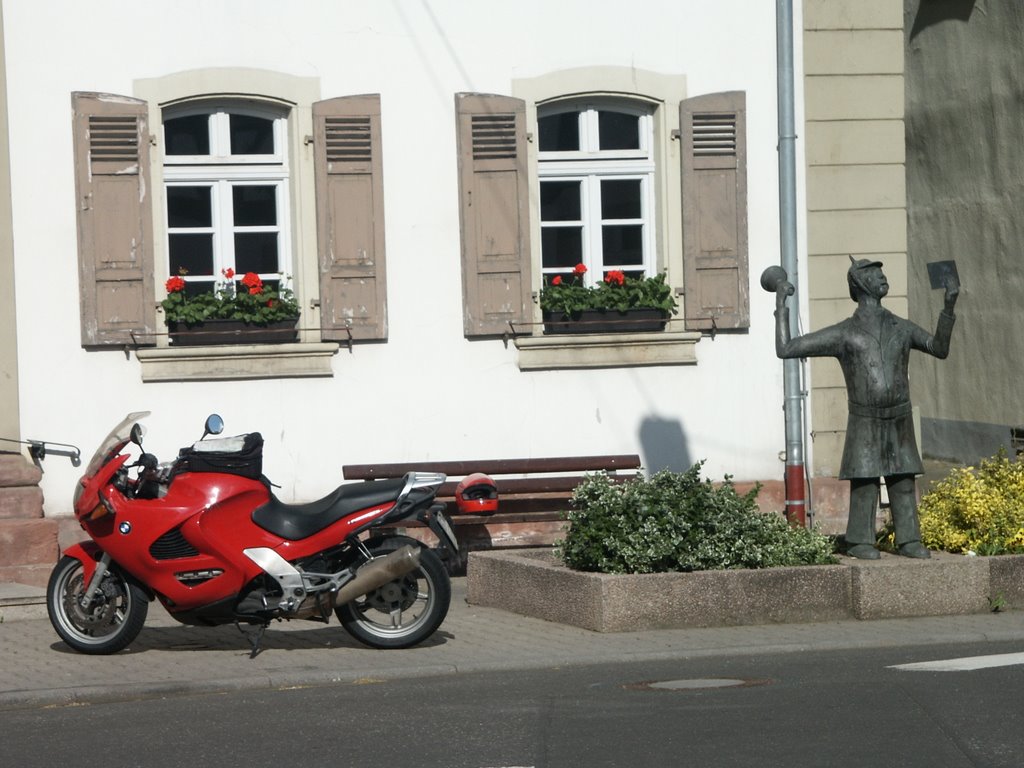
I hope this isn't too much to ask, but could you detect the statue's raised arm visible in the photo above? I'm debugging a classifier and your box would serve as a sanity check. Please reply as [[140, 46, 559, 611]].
[[772, 274, 844, 360]]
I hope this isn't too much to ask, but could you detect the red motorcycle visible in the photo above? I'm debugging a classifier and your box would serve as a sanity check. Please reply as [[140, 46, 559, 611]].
[[47, 412, 476, 656]]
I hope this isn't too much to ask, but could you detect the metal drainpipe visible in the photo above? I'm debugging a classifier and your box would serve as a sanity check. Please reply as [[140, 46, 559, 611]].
[[776, 0, 806, 526]]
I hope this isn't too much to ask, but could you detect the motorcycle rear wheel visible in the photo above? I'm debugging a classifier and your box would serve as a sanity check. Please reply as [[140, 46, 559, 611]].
[[47, 555, 149, 655], [336, 537, 451, 649]]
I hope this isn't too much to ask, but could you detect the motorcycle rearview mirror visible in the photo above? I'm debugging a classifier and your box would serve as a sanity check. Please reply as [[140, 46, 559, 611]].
[[130, 423, 146, 448], [201, 414, 225, 440]]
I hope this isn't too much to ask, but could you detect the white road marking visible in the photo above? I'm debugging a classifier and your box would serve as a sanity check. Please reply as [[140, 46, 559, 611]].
[[889, 651, 1024, 672]]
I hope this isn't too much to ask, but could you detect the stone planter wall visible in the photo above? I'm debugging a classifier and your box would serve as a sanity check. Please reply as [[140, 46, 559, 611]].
[[467, 548, 1024, 632]]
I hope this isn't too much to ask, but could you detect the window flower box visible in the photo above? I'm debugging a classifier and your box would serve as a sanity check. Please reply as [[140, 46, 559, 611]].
[[167, 318, 299, 346], [162, 269, 301, 346], [538, 264, 677, 335], [541, 308, 669, 335]]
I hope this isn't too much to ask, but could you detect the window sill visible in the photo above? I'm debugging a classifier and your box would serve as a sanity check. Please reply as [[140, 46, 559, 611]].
[[136, 342, 340, 382], [513, 329, 701, 371]]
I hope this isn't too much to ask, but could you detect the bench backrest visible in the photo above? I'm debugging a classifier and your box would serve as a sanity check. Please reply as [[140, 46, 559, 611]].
[[343, 454, 642, 516], [343, 454, 641, 480]]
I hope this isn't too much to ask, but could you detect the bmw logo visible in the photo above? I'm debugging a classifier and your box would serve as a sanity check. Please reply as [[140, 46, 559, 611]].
[[118, 521, 132, 535]]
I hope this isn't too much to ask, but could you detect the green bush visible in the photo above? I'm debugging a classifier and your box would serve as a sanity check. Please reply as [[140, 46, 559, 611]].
[[556, 464, 837, 574], [906, 451, 1024, 555]]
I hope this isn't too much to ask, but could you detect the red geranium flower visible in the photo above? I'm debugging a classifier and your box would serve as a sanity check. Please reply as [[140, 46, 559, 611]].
[[573, 263, 588, 276], [551, 275, 562, 286], [241, 272, 263, 293], [604, 270, 626, 286], [221, 267, 235, 280], [165, 276, 186, 293]]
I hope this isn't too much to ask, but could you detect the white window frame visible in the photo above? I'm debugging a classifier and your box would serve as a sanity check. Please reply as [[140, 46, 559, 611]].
[[510, 68, 700, 370], [537, 100, 656, 286], [131, 70, 335, 380], [162, 103, 293, 291], [163, 103, 287, 166]]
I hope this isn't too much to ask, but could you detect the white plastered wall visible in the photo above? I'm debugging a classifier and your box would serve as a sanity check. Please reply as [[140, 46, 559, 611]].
[[4, 0, 802, 514]]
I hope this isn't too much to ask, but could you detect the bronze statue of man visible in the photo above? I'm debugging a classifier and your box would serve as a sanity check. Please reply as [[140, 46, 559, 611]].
[[773, 258, 959, 559]]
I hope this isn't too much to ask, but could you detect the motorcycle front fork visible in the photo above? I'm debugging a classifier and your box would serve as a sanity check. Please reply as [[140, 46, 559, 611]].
[[80, 552, 112, 608]]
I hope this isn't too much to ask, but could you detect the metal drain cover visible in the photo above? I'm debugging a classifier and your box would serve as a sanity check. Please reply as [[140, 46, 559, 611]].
[[629, 677, 772, 691]]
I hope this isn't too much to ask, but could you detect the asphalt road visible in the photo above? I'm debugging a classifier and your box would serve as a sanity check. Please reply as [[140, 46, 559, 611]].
[[3, 639, 1023, 768]]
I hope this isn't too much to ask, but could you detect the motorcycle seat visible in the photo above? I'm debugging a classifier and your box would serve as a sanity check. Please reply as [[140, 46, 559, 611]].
[[252, 477, 408, 540]]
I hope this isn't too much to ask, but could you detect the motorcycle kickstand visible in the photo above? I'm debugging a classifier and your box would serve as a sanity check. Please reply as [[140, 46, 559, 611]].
[[235, 620, 269, 659]]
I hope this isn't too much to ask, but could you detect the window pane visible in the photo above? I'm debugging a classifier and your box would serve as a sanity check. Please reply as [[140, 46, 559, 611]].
[[541, 227, 583, 269], [181, 279, 216, 297], [164, 114, 210, 156], [538, 112, 579, 152], [169, 233, 214, 276], [601, 179, 642, 220], [230, 114, 275, 155], [167, 186, 212, 228], [234, 233, 280, 274], [540, 181, 581, 222], [598, 111, 639, 150], [232, 186, 277, 226], [602, 225, 643, 266]]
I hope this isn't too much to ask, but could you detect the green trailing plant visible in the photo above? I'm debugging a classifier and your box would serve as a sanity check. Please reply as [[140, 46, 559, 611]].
[[881, 450, 1024, 556], [989, 592, 1007, 613], [556, 463, 837, 574], [539, 263, 678, 317], [162, 268, 300, 326]]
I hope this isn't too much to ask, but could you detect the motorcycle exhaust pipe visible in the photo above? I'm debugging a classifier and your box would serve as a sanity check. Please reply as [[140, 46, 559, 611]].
[[333, 544, 421, 606]]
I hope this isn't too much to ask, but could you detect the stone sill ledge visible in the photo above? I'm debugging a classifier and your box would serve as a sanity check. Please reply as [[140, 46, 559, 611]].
[[467, 548, 1024, 632], [514, 330, 701, 370], [137, 342, 340, 382]]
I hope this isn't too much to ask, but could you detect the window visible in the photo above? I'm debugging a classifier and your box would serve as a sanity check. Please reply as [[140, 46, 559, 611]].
[[162, 104, 291, 296], [537, 102, 655, 285], [457, 75, 749, 348], [72, 80, 389, 363]]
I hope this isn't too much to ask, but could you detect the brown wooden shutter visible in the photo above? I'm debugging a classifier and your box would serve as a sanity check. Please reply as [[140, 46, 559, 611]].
[[313, 95, 387, 341], [680, 91, 749, 331], [72, 92, 156, 347], [455, 93, 531, 337]]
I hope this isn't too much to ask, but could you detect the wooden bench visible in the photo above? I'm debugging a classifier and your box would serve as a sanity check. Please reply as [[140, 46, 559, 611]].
[[342, 455, 642, 556]]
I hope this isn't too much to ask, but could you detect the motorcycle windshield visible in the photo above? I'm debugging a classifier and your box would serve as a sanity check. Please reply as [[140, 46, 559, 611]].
[[82, 411, 151, 479]]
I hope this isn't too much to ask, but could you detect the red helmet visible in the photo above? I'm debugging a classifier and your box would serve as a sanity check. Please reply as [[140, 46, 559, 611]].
[[455, 473, 498, 514]]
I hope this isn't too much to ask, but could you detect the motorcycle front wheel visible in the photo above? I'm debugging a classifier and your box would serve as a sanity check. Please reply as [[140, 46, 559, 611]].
[[47, 555, 149, 654], [336, 537, 451, 649]]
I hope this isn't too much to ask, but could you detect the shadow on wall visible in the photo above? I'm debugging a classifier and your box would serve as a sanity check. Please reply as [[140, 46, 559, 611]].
[[638, 416, 692, 474], [909, 0, 977, 41]]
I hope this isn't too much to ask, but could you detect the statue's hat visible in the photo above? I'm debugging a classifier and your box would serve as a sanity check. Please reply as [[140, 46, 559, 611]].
[[848, 255, 883, 272], [847, 256, 883, 300]]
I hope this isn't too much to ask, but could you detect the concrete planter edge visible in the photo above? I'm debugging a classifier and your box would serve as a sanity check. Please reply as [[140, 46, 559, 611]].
[[466, 548, 1024, 632]]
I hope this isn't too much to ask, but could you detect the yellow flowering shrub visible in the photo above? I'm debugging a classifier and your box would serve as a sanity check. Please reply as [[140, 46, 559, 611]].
[[915, 452, 1024, 555]]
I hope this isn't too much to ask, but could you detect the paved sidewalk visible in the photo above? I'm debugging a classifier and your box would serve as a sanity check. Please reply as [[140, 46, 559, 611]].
[[2, 577, 1024, 710]]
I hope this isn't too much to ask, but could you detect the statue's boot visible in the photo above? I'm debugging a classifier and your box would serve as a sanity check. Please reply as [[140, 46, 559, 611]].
[[846, 543, 881, 560], [897, 541, 931, 559]]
